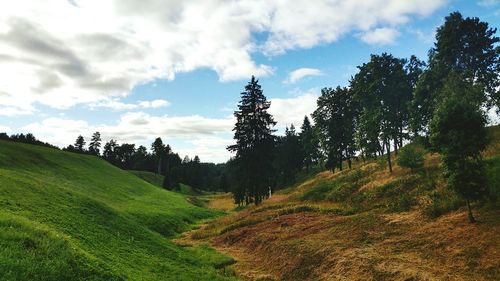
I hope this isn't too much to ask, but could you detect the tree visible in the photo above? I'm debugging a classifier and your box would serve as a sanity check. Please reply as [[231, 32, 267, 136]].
[[274, 124, 304, 185], [429, 73, 489, 223], [74, 135, 86, 152], [396, 145, 425, 172], [88, 132, 101, 155], [228, 76, 276, 205], [411, 12, 499, 135], [115, 143, 136, 169], [299, 116, 320, 171], [351, 53, 411, 172], [103, 139, 118, 165], [151, 137, 165, 175], [313, 86, 357, 172]]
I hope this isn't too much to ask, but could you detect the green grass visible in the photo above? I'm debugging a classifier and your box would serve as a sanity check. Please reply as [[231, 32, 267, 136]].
[[0, 140, 236, 280], [128, 170, 164, 188]]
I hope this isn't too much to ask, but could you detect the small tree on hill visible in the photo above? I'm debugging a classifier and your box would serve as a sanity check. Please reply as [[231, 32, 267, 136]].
[[151, 137, 165, 175], [430, 73, 489, 223], [74, 135, 86, 152], [396, 145, 425, 172], [88, 132, 101, 155], [300, 116, 320, 171]]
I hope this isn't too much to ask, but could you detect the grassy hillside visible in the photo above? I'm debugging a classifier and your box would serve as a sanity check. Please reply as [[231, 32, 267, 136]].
[[128, 170, 164, 187], [0, 140, 236, 280], [186, 127, 500, 280]]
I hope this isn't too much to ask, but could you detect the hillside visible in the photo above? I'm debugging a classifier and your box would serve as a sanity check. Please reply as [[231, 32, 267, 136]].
[[128, 170, 165, 188], [185, 127, 500, 280], [0, 140, 235, 280]]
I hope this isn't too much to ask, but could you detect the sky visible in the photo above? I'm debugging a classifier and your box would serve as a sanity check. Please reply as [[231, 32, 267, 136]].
[[0, 0, 498, 163]]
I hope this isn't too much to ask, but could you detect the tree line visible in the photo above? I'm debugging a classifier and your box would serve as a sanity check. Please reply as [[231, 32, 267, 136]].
[[62, 133, 226, 192], [0, 132, 58, 149], [226, 11, 499, 222]]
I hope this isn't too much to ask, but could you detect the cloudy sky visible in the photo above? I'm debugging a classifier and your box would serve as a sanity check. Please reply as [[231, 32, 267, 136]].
[[0, 0, 498, 162]]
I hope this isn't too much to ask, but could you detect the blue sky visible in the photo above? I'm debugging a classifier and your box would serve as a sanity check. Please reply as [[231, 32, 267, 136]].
[[0, 0, 498, 162]]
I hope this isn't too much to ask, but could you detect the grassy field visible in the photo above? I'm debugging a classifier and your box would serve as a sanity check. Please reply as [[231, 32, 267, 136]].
[[186, 127, 500, 280], [0, 140, 236, 280]]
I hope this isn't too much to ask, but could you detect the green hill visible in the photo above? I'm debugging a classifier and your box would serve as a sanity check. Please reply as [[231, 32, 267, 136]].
[[0, 140, 235, 280], [128, 170, 165, 188]]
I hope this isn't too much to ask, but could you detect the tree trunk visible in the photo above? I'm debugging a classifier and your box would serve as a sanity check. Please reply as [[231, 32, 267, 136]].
[[386, 140, 392, 173], [466, 199, 476, 223], [157, 157, 162, 175], [348, 158, 352, 169], [393, 140, 398, 156]]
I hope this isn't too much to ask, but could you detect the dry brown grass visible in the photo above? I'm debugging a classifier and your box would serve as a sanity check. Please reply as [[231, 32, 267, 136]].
[[196, 207, 500, 281], [202, 193, 238, 211]]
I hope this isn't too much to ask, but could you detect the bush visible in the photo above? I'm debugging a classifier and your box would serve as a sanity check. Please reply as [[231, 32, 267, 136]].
[[424, 190, 463, 218], [397, 145, 425, 171]]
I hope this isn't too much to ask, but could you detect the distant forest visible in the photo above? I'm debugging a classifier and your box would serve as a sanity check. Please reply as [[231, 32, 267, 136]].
[[1, 12, 498, 218]]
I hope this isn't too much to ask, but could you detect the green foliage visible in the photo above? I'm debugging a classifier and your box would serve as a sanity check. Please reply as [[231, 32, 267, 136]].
[[484, 156, 500, 203], [299, 116, 320, 170], [313, 86, 357, 171], [351, 53, 414, 172], [397, 145, 425, 171], [0, 140, 235, 280], [274, 124, 304, 186], [424, 190, 464, 218], [411, 12, 500, 135], [430, 74, 489, 210]]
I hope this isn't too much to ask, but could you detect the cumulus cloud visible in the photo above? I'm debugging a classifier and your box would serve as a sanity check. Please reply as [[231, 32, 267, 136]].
[[22, 112, 232, 144], [17, 89, 321, 161], [285, 68, 323, 84], [269, 89, 319, 130], [0, 0, 446, 112], [360, 27, 400, 45]]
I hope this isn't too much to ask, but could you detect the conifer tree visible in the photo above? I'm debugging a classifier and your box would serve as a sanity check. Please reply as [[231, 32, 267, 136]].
[[228, 76, 276, 205], [74, 135, 86, 152], [299, 116, 320, 171], [88, 131, 101, 155]]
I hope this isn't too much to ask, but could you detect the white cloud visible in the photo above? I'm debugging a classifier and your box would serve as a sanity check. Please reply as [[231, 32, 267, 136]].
[[269, 89, 319, 130], [16, 89, 322, 161], [20, 111, 233, 147], [0, 106, 34, 117], [0, 0, 446, 111], [360, 27, 400, 45], [89, 98, 170, 111], [285, 68, 323, 84]]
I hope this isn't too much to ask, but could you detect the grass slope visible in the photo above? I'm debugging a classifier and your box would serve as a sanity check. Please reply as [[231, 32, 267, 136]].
[[128, 170, 164, 188], [0, 140, 235, 281], [187, 127, 500, 280]]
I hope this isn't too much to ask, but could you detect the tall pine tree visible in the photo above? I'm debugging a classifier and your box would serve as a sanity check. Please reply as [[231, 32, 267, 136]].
[[228, 76, 276, 205]]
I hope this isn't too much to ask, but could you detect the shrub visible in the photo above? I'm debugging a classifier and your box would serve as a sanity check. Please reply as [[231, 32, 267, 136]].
[[424, 190, 463, 218], [397, 145, 425, 171]]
